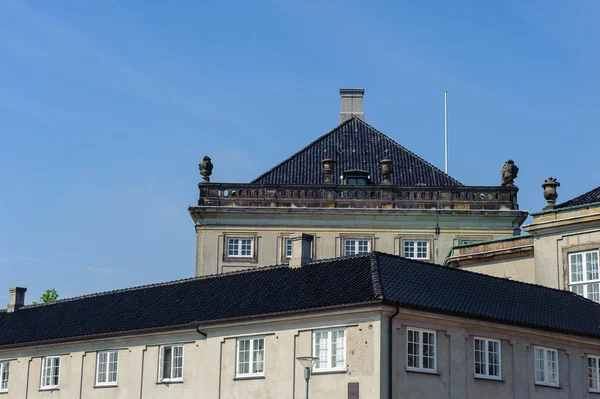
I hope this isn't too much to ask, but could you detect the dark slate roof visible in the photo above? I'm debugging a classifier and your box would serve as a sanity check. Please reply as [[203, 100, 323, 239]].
[[556, 185, 600, 209], [251, 118, 462, 186], [3, 252, 600, 348]]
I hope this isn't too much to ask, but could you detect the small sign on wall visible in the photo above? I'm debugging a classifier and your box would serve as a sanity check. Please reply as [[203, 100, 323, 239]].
[[348, 382, 359, 399]]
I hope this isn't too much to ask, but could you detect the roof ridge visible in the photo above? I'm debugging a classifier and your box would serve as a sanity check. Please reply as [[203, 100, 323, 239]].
[[250, 118, 357, 183], [22, 263, 289, 309], [303, 251, 372, 266], [354, 119, 462, 186], [369, 252, 384, 299], [375, 252, 600, 305]]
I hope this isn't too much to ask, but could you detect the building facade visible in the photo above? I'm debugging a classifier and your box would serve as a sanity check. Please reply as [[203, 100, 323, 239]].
[[446, 180, 600, 303], [190, 89, 527, 276], [3, 247, 600, 398]]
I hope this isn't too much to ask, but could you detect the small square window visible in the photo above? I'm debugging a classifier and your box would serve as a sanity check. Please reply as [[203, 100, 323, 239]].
[[474, 338, 501, 379], [534, 346, 559, 386], [236, 337, 265, 377], [96, 350, 119, 386], [403, 241, 429, 260], [344, 239, 370, 256], [406, 327, 436, 372], [313, 329, 346, 371], [0, 361, 9, 393], [41, 356, 60, 389], [158, 345, 184, 382], [227, 238, 254, 258]]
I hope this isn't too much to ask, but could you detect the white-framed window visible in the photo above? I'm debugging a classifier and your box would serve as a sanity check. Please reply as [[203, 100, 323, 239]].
[[313, 328, 346, 371], [406, 327, 436, 372], [227, 238, 254, 257], [569, 250, 600, 302], [285, 238, 293, 259], [534, 346, 559, 386], [0, 361, 9, 393], [344, 239, 370, 256], [403, 240, 429, 260], [96, 350, 118, 386], [158, 345, 184, 382], [588, 355, 600, 392], [40, 356, 60, 389], [236, 336, 265, 377], [474, 337, 501, 379]]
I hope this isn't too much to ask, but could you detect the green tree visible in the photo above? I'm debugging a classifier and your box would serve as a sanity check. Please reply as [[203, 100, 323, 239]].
[[32, 288, 59, 304]]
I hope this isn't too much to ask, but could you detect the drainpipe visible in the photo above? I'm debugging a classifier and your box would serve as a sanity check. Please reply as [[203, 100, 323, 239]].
[[388, 306, 400, 399]]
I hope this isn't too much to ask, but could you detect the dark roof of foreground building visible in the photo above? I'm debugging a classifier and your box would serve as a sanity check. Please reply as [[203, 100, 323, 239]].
[[251, 118, 462, 186], [556, 185, 600, 209], [2, 252, 600, 348]]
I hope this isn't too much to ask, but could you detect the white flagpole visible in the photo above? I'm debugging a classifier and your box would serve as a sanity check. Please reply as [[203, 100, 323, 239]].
[[444, 90, 448, 174]]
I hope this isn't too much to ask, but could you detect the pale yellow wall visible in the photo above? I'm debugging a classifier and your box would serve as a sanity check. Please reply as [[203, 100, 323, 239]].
[[459, 256, 535, 283], [0, 309, 384, 399], [196, 226, 514, 276]]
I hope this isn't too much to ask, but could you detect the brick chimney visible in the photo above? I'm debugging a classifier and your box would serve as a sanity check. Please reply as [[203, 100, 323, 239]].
[[289, 234, 314, 268], [339, 88, 365, 124], [7, 286, 27, 312]]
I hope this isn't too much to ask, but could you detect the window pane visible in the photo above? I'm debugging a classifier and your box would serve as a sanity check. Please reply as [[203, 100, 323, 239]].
[[314, 331, 329, 369], [589, 357, 599, 390], [98, 352, 108, 383], [547, 350, 558, 385], [474, 339, 484, 375], [252, 338, 264, 374], [109, 352, 118, 383], [172, 346, 183, 379], [416, 241, 428, 259], [588, 283, 600, 303], [241, 239, 252, 256], [344, 240, 356, 256], [587, 252, 599, 281], [238, 340, 250, 375], [162, 347, 172, 379], [571, 284, 584, 296], [422, 332, 435, 370], [228, 239, 238, 256], [571, 254, 584, 283], [407, 329, 420, 369], [285, 239, 293, 258], [403, 242, 414, 258], [0, 362, 9, 390], [357, 240, 369, 254], [535, 348, 545, 382]]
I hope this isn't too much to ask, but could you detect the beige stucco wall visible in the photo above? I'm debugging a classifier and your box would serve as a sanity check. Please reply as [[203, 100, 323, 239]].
[[0, 308, 384, 399], [392, 308, 600, 399], [193, 207, 521, 276], [459, 256, 535, 283]]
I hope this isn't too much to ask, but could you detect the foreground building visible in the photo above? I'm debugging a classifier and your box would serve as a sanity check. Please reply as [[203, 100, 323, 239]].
[[446, 180, 600, 302], [3, 240, 600, 398], [189, 89, 527, 276]]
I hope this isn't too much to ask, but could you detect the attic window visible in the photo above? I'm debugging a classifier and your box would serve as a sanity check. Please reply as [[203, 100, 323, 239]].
[[343, 170, 369, 185]]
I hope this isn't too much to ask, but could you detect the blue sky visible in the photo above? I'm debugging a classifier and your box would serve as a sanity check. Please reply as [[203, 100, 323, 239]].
[[1, 1, 599, 304]]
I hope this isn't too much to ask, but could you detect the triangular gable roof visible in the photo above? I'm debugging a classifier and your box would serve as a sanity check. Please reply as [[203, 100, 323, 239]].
[[556, 185, 600, 209], [251, 118, 462, 186]]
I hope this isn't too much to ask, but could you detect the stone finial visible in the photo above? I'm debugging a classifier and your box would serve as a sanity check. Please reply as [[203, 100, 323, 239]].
[[199, 156, 213, 183], [501, 159, 519, 187], [7, 286, 27, 313], [322, 158, 334, 184], [380, 158, 393, 185], [542, 177, 560, 210]]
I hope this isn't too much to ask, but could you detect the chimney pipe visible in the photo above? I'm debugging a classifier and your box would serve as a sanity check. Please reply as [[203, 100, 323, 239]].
[[289, 234, 314, 268], [7, 287, 27, 312], [339, 89, 365, 124]]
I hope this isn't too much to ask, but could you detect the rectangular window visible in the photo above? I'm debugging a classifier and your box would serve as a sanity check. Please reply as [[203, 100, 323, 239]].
[[474, 338, 501, 379], [0, 361, 8, 392], [343, 239, 370, 256], [227, 238, 253, 257], [41, 356, 60, 389], [236, 337, 265, 377], [589, 355, 600, 392], [158, 345, 184, 382], [313, 328, 346, 371], [285, 238, 293, 259], [569, 250, 600, 302], [406, 327, 436, 372], [403, 241, 429, 260], [96, 350, 118, 386], [534, 346, 559, 386]]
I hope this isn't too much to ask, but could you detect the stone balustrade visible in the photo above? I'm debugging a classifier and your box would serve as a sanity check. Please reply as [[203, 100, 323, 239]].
[[197, 183, 520, 211]]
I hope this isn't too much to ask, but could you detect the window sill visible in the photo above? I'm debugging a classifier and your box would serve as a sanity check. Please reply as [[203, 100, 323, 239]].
[[535, 382, 560, 389], [590, 389, 600, 394], [475, 375, 504, 382], [39, 387, 59, 391], [156, 379, 183, 385], [94, 384, 118, 388], [234, 375, 265, 381], [312, 369, 347, 375], [406, 368, 439, 375], [0, 391, 7, 395]]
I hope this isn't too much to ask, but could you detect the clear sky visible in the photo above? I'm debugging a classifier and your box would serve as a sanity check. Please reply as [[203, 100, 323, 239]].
[[1, 1, 599, 304]]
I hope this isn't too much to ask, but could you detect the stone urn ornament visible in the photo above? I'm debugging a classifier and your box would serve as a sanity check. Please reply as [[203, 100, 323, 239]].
[[199, 156, 213, 183], [380, 158, 393, 185], [321, 157, 334, 184], [542, 177, 560, 210]]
